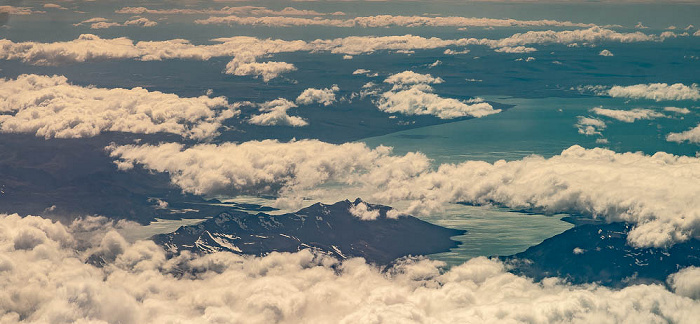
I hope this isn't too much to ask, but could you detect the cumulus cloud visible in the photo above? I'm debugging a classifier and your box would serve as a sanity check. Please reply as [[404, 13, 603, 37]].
[[373, 71, 499, 119], [443, 48, 470, 55], [43, 3, 67, 10], [107, 140, 416, 196], [74, 17, 158, 29], [667, 124, 700, 144], [607, 83, 700, 101], [575, 116, 606, 136], [248, 99, 307, 127], [296, 85, 340, 106], [348, 202, 381, 220], [0, 74, 236, 139], [590, 107, 665, 122], [110, 141, 700, 248], [384, 70, 444, 85], [668, 267, 700, 300], [0, 213, 698, 324], [494, 46, 537, 53], [224, 55, 297, 81], [0, 6, 42, 15]]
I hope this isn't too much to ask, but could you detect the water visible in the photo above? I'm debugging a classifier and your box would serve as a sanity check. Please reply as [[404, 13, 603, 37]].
[[363, 95, 699, 164]]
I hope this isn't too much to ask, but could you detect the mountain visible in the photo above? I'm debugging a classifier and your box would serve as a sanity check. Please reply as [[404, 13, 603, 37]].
[[152, 199, 465, 265], [501, 222, 700, 287]]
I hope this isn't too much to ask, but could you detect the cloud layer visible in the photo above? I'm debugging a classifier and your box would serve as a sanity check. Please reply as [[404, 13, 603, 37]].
[[0, 213, 698, 324], [0, 28, 675, 67], [195, 14, 598, 28], [0, 74, 236, 139], [109, 140, 700, 248]]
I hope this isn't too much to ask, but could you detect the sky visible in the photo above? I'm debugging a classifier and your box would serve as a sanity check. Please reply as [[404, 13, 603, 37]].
[[1, 0, 699, 323]]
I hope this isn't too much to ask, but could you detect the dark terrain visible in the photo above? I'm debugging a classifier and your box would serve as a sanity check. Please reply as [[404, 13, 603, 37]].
[[153, 199, 466, 265]]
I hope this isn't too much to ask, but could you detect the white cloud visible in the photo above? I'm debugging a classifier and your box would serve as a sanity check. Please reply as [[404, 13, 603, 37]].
[[0, 74, 236, 140], [607, 83, 700, 101], [443, 48, 470, 55], [195, 14, 599, 28], [0, 29, 670, 67], [591, 107, 665, 122], [352, 68, 372, 75], [384, 70, 444, 85], [348, 202, 381, 220], [74, 17, 158, 29], [296, 85, 340, 106], [116, 6, 330, 16], [248, 98, 307, 127], [377, 85, 498, 119], [108, 140, 414, 196], [664, 107, 691, 114], [43, 3, 67, 10], [0, 213, 698, 324], [599, 49, 614, 56], [494, 46, 537, 53], [667, 125, 700, 144], [428, 60, 442, 67], [123, 17, 159, 27], [373, 71, 499, 119], [668, 267, 700, 300], [0, 6, 42, 15], [224, 55, 297, 81], [575, 116, 606, 136], [110, 142, 700, 248]]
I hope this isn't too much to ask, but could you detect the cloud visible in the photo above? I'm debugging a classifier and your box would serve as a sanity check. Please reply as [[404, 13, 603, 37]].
[[494, 46, 537, 53], [664, 107, 691, 114], [0, 213, 698, 324], [384, 70, 444, 85], [43, 4, 68, 10], [443, 48, 470, 55], [348, 202, 381, 220], [599, 49, 614, 56], [195, 14, 599, 28], [296, 85, 340, 106], [116, 6, 330, 16], [0, 6, 43, 15], [0, 74, 236, 139], [74, 17, 158, 29], [107, 140, 411, 196], [668, 267, 700, 300], [110, 141, 700, 248], [224, 55, 297, 81], [248, 98, 308, 127], [0, 30, 670, 67], [352, 69, 378, 77], [353, 68, 371, 75], [590, 107, 665, 122], [667, 124, 700, 144], [575, 116, 606, 136], [607, 83, 700, 101], [373, 71, 499, 119]]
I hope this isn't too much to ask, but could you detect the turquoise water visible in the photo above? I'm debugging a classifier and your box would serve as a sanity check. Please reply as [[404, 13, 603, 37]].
[[363, 95, 699, 165]]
